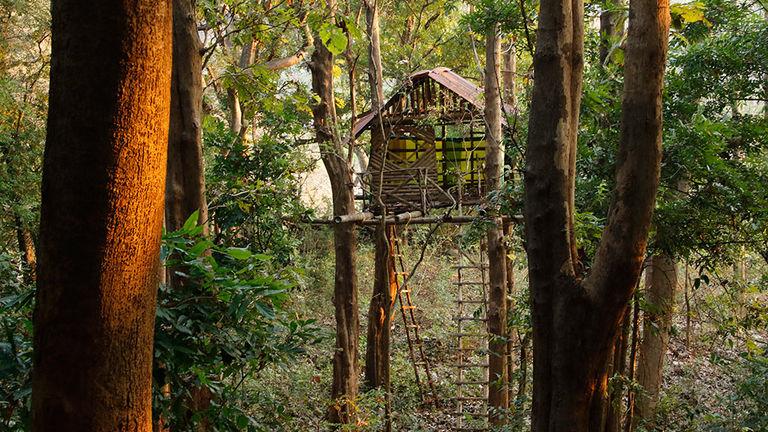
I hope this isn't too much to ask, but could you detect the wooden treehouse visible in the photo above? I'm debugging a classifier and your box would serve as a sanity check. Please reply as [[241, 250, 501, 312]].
[[353, 67, 511, 216], [344, 68, 515, 429]]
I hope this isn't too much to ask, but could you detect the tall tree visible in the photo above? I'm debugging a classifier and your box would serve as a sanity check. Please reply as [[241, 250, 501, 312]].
[[484, 21, 509, 424], [308, 3, 360, 423], [523, 0, 670, 429], [363, 0, 389, 386], [167, 0, 208, 234], [32, 1, 172, 431], [364, 0, 392, 395]]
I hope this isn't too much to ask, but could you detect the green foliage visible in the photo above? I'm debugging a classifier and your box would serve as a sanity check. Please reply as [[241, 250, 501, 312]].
[[0, 253, 33, 431], [153, 212, 325, 430], [204, 99, 313, 263]]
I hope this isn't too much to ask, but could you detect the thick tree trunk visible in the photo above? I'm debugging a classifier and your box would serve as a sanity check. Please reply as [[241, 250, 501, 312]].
[[523, 0, 670, 430], [633, 255, 677, 428], [484, 24, 509, 424], [365, 225, 394, 388], [32, 1, 172, 431], [167, 0, 208, 234], [309, 15, 360, 423]]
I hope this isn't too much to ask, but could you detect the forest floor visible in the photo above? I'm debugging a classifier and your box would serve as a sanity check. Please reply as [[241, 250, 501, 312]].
[[247, 228, 766, 431]]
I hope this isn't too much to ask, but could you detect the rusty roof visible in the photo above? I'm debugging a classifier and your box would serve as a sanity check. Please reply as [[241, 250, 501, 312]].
[[352, 67, 512, 137]]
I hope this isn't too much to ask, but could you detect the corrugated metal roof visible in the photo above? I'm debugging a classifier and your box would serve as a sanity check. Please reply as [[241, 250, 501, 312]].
[[353, 67, 511, 137]]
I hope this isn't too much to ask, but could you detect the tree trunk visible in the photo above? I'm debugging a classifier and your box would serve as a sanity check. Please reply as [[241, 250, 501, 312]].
[[599, 0, 625, 66], [504, 221, 518, 404], [605, 305, 630, 432], [502, 38, 517, 108], [309, 12, 360, 423], [14, 214, 36, 283], [633, 255, 677, 429], [523, 0, 670, 429], [484, 23, 509, 424], [32, 1, 172, 431], [167, 0, 208, 234], [364, 0, 392, 402], [365, 0, 384, 112], [365, 225, 394, 388], [227, 40, 256, 138]]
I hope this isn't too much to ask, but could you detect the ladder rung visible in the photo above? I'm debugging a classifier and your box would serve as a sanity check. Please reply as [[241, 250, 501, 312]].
[[400, 289, 411, 293], [451, 412, 488, 418], [406, 324, 420, 328], [401, 305, 417, 310], [452, 411, 489, 417], [453, 363, 489, 368], [455, 281, 485, 285]]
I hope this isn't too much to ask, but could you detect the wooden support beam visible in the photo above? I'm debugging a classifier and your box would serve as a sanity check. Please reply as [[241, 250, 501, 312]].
[[334, 211, 374, 224], [297, 214, 523, 226]]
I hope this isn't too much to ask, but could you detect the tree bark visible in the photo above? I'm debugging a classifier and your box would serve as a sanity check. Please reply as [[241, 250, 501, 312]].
[[365, 225, 394, 389], [504, 221, 518, 404], [308, 9, 360, 423], [484, 23, 509, 424], [365, 0, 384, 112], [605, 305, 630, 432], [167, 0, 208, 234], [14, 214, 36, 283], [227, 40, 256, 138], [32, 1, 172, 431], [633, 255, 677, 428], [523, 0, 670, 429], [502, 38, 517, 109]]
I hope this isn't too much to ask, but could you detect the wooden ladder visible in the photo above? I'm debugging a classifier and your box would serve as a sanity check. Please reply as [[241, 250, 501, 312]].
[[390, 229, 439, 405], [452, 242, 490, 431]]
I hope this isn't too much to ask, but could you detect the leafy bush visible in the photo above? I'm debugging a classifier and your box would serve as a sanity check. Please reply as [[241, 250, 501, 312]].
[[153, 212, 325, 430]]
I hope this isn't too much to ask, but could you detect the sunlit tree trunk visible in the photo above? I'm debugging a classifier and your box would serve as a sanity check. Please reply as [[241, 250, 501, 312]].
[[523, 0, 670, 429], [308, 4, 360, 423], [484, 22, 509, 424], [32, 1, 172, 431]]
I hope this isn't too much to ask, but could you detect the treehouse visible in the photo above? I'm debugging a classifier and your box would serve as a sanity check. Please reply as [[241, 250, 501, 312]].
[[353, 67, 511, 215]]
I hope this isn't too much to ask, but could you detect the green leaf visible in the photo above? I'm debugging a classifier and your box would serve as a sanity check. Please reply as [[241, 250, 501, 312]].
[[318, 23, 347, 55], [182, 210, 200, 232], [225, 247, 252, 260]]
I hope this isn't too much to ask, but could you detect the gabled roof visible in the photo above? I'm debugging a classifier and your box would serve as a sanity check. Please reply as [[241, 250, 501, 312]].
[[352, 67, 512, 138]]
